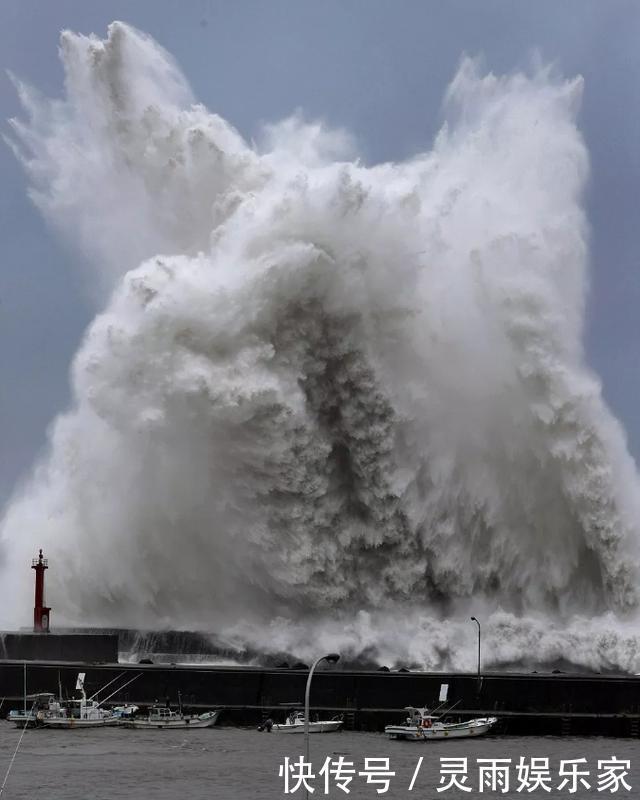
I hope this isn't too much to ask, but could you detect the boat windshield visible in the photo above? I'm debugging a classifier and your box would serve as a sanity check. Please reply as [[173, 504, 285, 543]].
[[150, 708, 178, 718]]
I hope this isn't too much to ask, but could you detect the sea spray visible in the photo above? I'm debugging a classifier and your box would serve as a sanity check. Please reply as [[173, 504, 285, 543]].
[[3, 22, 640, 669]]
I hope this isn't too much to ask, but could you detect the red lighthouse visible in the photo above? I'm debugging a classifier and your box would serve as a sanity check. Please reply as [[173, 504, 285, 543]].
[[31, 549, 51, 633]]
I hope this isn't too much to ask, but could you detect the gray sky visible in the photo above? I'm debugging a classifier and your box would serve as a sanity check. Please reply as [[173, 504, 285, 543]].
[[1, 0, 640, 506]]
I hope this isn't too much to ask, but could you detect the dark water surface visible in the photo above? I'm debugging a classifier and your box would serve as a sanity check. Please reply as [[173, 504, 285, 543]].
[[0, 725, 637, 799]]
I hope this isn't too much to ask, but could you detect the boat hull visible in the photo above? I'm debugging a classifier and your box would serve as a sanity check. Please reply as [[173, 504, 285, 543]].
[[43, 717, 121, 729], [8, 712, 40, 729], [125, 710, 220, 729], [273, 720, 343, 734], [385, 717, 497, 741]]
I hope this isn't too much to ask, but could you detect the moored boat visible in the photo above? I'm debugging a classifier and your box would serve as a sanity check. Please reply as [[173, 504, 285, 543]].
[[42, 696, 120, 728], [272, 711, 343, 734], [41, 671, 140, 729], [385, 706, 497, 741], [7, 692, 58, 728], [112, 703, 139, 719], [124, 707, 220, 729]]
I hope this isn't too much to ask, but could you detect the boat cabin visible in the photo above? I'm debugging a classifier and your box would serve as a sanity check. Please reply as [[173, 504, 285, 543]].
[[63, 698, 110, 721], [404, 707, 439, 728], [8, 692, 58, 725], [148, 707, 182, 721]]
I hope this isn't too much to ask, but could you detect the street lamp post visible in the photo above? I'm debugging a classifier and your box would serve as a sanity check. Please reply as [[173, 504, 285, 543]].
[[470, 616, 481, 694], [304, 653, 340, 798]]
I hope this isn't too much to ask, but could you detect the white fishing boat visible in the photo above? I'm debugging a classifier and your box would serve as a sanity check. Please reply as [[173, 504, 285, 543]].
[[385, 706, 497, 741], [43, 697, 121, 728], [272, 711, 343, 734], [42, 671, 140, 729], [42, 684, 120, 729], [124, 707, 221, 729]]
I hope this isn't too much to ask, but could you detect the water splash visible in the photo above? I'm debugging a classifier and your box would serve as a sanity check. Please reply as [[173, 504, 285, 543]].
[[3, 22, 640, 670]]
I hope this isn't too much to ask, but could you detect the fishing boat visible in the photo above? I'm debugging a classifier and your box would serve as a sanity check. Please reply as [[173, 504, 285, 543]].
[[6, 662, 63, 728], [124, 707, 221, 729], [7, 692, 58, 728], [42, 696, 121, 729], [41, 671, 141, 729], [385, 706, 497, 741], [271, 710, 343, 734]]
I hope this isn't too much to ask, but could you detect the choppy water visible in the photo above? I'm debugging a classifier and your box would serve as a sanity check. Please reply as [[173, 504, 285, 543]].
[[0, 725, 637, 799]]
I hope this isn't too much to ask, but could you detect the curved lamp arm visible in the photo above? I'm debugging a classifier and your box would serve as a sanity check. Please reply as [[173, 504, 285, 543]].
[[304, 653, 340, 797]]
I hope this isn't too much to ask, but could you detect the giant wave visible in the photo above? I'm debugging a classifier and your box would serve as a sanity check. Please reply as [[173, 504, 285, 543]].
[[2, 22, 640, 671]]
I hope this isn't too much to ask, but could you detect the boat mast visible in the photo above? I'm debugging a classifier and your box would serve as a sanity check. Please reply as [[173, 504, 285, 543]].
[[76, 672, 86, 716]]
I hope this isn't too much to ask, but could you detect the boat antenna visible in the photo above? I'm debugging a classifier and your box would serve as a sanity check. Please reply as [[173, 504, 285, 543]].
[[435, 698, 462, 719], [88, 671, 128, 701], [96, 673, 142, 708], [424, 697, 462, 719], [423, 698, 447, 717]]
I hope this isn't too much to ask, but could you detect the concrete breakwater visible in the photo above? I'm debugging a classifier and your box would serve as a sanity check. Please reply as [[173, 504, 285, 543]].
[[1, 660, 640, 737], [0, 632, 118, 662]]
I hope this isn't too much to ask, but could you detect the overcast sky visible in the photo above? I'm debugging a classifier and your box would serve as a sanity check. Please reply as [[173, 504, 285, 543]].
[[1, 0, 640, 507]]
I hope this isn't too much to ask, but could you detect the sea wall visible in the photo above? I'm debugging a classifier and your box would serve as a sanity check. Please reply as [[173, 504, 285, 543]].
[[0, 633, 118, 663], [1, 660, 639, 736]]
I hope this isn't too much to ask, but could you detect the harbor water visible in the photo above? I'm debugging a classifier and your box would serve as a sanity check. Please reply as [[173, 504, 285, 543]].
[[0, 725, 637, 799]]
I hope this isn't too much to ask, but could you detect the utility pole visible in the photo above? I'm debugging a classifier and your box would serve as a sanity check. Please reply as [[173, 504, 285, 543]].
[[470, 616, 481, 694]]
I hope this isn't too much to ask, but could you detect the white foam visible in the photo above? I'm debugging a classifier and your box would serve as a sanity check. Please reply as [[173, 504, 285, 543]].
[[3, 22, 640, 670]]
